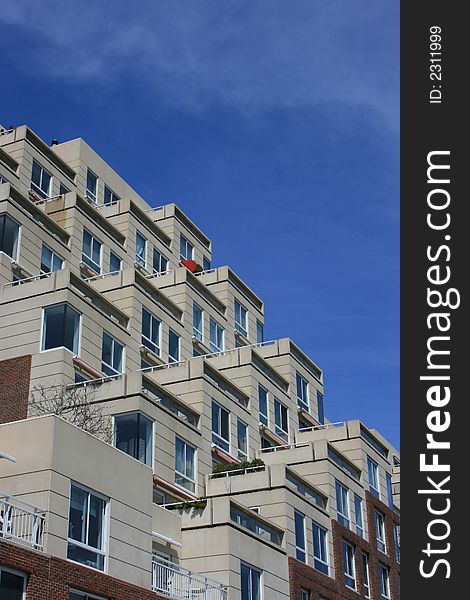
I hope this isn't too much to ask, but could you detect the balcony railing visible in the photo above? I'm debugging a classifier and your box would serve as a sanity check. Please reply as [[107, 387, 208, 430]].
[[0, 491, 46, 550], [298, 421, 345, 433], [152, 556, 227, 600]]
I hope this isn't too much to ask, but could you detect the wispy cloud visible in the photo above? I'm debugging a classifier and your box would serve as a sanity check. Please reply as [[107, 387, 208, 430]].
[[1, 0, 398, 124]]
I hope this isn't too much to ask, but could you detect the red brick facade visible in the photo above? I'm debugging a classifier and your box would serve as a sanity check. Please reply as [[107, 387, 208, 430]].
[[289, 492, 400, 600], [0, 354, 31, 424], [0, 539, 166, 600]]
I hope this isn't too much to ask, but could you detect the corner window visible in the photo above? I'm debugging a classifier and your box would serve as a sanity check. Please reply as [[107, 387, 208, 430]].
[[180, 235, 194, 260], [237, 418, 248, 459], [368, 457, 380, 498], [0, 566, 26, 598], [234, 300, 248, 338], [175, 436, 196, 493], [86, 169, 98, 202], [296, 372, 309, 411], [362, 553, 370, 598], [379, 563, 390, 600], [193, 302, 204, 341], [241, 562, 262, 600], [343, 541, 356, 590], [103, 185, 119, 206], [153, 248, 169, 274], [354, 494, 364, 538], [335, 480, 350, 528], [101, 332, 124, 376], [59, 182, 70, 196], [203, 256, 211, 271], [212, 400, 230, 452], [109, 251, 121, 273], [209, 318, 224, 353], [312, 521, 329, 574], [70, 591, 107, 600], [135, 232, 147, 268], [31, 159, 52, 199], [141, 308, 161, 356], [274, 398, 288, 441], [300, 590, 310, 600], [114, 412, 153, 467], [317, 391, 325, 425], [256, 320, 264, 344], [40, 244, 63, 275], [394, 523, 400, 563], [386, 472, 394, 508], [67, 483, 106, 571], [375, 510, 386, 553], [294, 511, 306, 562], [168, 329, 180, 363], [0, 213, 20, 260], [82, 229, 102, 274], [42, 303, 80, 354], [258, 385, 268, 426]]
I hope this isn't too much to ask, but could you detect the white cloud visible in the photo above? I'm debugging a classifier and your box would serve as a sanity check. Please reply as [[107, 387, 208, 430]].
[[1, 0, 398, 124]]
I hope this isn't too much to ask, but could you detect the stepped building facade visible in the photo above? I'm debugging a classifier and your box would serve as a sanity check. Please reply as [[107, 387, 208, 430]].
[[0, 124, 400, 600]]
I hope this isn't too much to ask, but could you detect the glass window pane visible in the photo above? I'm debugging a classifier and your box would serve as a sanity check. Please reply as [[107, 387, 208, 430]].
[[68, 485, 88, 543], [0, 214, 20, 259], [0, 570, 25, 599]]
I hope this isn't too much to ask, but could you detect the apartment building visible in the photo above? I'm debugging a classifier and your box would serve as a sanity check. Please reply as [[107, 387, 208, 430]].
[[0, 124, 400, 600]]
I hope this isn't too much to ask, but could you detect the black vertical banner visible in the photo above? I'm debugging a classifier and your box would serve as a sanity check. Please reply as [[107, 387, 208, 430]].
[[401, 3, 466, 598]]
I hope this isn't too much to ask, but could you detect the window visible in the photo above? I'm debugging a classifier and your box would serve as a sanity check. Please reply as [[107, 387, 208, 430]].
[[114, 412, 153, 466], [386, 472, 394, 508], [240, 562, 262, 600], [296, 372, 309, 411], [42, 304, 80, 354], [59, 182, 70, 195], [209, 318, 224, 353], [31, 159, 52, 199], [74, 371, 90, 384], [109, 251, 121, 273], [375, 510, 386, 553], [300, 590, 310, 600], [152, 248, 169, 274], [317, 392, 325, 425], [203, 256, 211, 271], [0, 213, 20, 260], [104, 185, 119, 205], [234, 300, 248, 338], [362, 553, 370, 598], [335, 481, 350, 528], [379, 563, 391, 600], [70, 591, 106, 600], [101, 332, 123, 376], [180, 234, 194, 260], [394, 523, 400, 563], [141, 308, 161, 355], [368, 457, 380, 498], [175, 436, 196, 493], [0, 566, 26, 599], [67, 483, 106, 571], [86, 169, 98, 202], [82, 229, 102, 274], [193, 302, 204, 341], [40, 244, 63, 274], [258, 385, 268, 426], [212, 400, 230, 452], [168, 329, 180, 363], [354, 494, 364, 538], [274, 398, 288, 440], [312, 521, 329, 574], [294, 511, 306, 562], [237, 419, 248, 459], [256, 320, 264, 344], [343, 541, 356, 589], [232, 506, 282, 544], [135, 232, 147, 267]]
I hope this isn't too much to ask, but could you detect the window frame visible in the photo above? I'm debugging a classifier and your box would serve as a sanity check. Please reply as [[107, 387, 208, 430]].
[[317, 391, 325, 425], [193, 302, 204, 342], [258, 384, 269, 426], [212, 400, 230, 452], [109, 251, 121, 274], [394, 523, 400, 563], [67, 481, 108, 572], [103, 185, 119, 206], [180, 234, 194, 260], [113, 411, 154, 467], [175, 436, 197, 493], [362, 553, 371, 598], [354, 494, 364, 538], [335, 480, 350, 528], [294, 510, 307, 563], [101, 331, 124, 376], [209, 318, 224, 353], [379, 563, 391, 600], [0, 566, 26, 600], [375, 509, 387, 554], [256, 319, 264, 344], [240, 561, 263, 600], [368, 456, 380, 498], [343, 540, 356, 590], [41, 303, 81, 355], [82, 228, 102, 274], [237, 418, 248, 459], [40, 243, 64, 275], [312, 521, 329, 575], [31, 158, 52, 199], [69, 589, 107, 600], [86, 169, 98, 202], [0, 213, 20, 261], [135, 231, 147, 268], [141, 307, 161, 356], [152, 247, 169, 274], [234, 299, 248, 338], [168, 329, 180, 363], [386, 472, 394, 508], [274, 397, 289, 440], [296, 372, 309, 412]]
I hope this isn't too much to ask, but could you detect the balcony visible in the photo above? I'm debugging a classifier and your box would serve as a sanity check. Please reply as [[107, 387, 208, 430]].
[[0, 491, 46, 550], [152, 555, 227, 600]]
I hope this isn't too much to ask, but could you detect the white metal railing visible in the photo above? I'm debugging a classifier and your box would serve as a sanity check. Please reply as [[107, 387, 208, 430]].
[[3, 272, 49, 287], [152, 556, 227, 600], [145, 269, 171, 279], [298, 421, 345, 433], [193, 268, 217, 276], [258, 441, 310, 454], [139, 340, 277, 374], [209, 465, 265, 479], [66, 373, 122, 389], [0, 492, 46, 550], [146, 205, 164, 213], [84, 270, 120, 282]]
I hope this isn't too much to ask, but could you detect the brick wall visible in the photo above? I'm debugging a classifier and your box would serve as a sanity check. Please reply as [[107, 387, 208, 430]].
[[0, 539, 166, 600], [289, 493, 400, 600], [0, 355, 31, 424]]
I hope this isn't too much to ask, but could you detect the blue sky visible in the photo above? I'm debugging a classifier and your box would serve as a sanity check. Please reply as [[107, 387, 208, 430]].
[[0, 0, 399, 447]]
